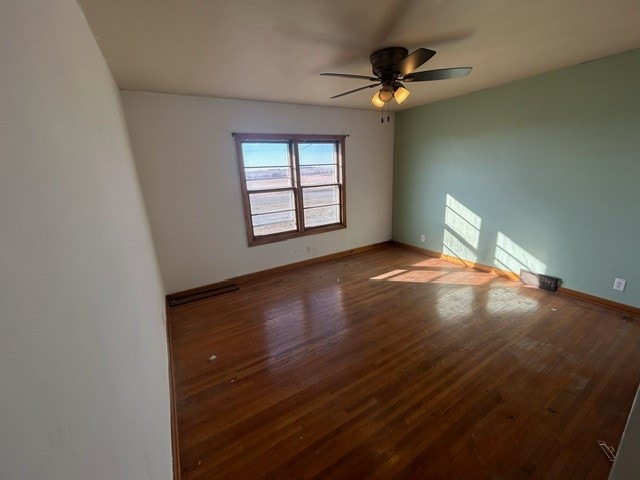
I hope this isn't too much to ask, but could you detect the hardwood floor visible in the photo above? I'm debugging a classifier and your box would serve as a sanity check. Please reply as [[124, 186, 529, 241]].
[[169, 244, 640, 479]]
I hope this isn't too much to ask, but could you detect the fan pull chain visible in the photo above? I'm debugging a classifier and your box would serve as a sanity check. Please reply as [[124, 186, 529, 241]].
[[379, 103, 392, 124]]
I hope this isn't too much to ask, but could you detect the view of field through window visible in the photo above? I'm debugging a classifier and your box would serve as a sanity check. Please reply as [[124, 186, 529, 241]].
[[242, 141, 341, 236]]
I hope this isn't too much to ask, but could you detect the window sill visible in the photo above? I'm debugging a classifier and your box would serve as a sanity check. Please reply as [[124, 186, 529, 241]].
[[249, 223, 346, 247]]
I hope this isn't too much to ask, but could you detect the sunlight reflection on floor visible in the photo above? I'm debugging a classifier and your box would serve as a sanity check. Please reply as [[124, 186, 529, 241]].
[[436, 286, 476, 318], [486, 287, 539, 315], [262, 285, 345, 371]]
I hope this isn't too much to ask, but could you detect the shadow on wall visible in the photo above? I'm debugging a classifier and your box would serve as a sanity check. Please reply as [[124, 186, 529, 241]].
[[443, 194, 547, 276]]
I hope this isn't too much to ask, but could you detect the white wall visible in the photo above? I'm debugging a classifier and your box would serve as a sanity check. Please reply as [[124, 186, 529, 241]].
[[122, 92, 395, 294], [0, 1, 172, 479], [610, 385, 640, 479]]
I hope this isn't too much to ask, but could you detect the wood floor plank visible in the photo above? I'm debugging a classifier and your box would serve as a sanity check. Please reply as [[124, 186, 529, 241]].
[[169, 244, 640, 479]]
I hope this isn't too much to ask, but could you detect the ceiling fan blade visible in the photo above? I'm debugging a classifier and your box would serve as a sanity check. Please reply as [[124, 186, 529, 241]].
[[330, 83, 380, 99], [404, 67, 472, 82], [398, 48, 436, 75], [321, 72, 378, 81], [370, 0, 418, 47]]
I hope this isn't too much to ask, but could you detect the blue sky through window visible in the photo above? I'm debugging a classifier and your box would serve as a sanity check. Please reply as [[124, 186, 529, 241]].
[[243, 142, 336, 167]]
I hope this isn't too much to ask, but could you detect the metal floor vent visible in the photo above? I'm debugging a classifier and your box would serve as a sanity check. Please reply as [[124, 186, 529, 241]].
[[167, 283, 239, 307], [520, 270, 560, 292]]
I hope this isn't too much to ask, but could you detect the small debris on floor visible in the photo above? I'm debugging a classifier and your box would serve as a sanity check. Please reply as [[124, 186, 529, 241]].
[[597, 440, 616, 462], [208, 354, 217, 361]]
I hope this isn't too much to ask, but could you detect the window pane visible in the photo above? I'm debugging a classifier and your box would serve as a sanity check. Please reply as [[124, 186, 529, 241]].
[[298, 143, 337, 165], [302, 186, 339, 208], [249, 190, 295, 215], [242, 142, 290, 167], [245, 167, 292, 190], [304, 205, 340, 227], [252, 210, 297, 236], [235, 134, 345, 246], [300, 165, 338, 186]]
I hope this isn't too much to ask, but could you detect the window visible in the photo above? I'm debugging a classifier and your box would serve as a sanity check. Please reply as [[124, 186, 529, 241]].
[[234, 133, 346, 246]]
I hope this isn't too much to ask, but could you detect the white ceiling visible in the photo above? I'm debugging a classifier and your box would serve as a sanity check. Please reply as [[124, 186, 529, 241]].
[[77, 0, 640, 111]]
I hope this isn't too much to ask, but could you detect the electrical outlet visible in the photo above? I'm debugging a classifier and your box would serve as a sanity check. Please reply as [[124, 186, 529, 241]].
[[613, 278, 627, 292], [420, 234, 426, 243], [306, 246, 312, 254]]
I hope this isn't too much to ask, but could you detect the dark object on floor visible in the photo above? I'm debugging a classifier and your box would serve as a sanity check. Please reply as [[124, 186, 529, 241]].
[[598, 440, 617, 462], [167, 283, 239, 306]]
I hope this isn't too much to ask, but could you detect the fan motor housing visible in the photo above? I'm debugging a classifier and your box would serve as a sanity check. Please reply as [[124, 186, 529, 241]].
[[370, 47, 408, 82]]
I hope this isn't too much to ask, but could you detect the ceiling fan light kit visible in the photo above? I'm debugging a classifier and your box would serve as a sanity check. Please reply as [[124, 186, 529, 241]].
[[370, 83, 409, 107], [378, 85, 394, 102], [323, 46, 472, 110], [371, 92, 385, 108], [393, 84, 410, 104]]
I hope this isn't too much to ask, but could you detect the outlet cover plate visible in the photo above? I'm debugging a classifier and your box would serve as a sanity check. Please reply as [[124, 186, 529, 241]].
[[613, 278, 627, 292]]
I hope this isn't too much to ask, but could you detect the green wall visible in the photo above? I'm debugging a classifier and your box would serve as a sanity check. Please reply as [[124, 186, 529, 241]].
[[393, 49, 640, 308]]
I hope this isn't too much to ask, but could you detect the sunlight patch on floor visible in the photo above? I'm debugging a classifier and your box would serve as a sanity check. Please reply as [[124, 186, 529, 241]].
[[411, 258, 464, 269], [371, 268, 500, 286], [370, 269, 407, 280], [386, 270, 449, 283], [432, 271, 494, 286]]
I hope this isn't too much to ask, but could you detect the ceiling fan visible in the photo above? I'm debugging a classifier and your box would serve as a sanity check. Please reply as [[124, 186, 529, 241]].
[[322, 47, 472, 107]]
